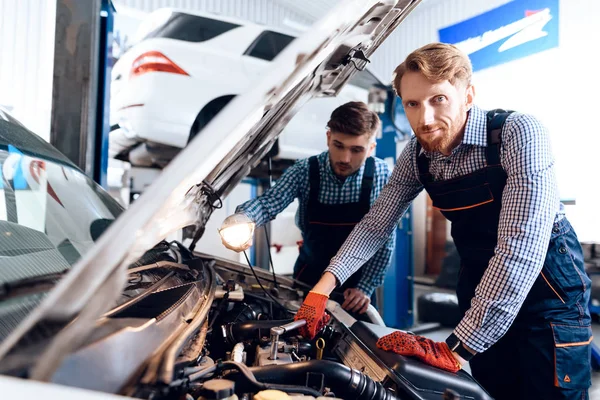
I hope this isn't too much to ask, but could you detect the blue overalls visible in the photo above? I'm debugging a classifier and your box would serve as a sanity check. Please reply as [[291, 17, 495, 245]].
[[417, 110, 592, 399], [293, 156, 376, 306]]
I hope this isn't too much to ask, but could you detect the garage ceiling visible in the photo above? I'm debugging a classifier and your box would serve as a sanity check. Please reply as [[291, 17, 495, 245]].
[[274, 0, 340, 22]]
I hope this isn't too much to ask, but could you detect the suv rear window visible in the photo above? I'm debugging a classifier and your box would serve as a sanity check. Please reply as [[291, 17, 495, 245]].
[[245, 31, 295, 61], [143, 13, 240, 43]]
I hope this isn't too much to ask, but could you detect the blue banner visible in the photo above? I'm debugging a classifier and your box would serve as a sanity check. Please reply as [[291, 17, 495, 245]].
[[439, 0, 559, 72]]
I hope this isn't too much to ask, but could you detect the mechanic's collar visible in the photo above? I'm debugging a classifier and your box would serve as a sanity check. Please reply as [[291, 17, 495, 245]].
[[462, 105, 487, 147], [325, 151, 363, 183]]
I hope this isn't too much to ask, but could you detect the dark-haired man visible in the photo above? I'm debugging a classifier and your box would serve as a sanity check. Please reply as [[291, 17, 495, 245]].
[[220, 101, 395, 315]]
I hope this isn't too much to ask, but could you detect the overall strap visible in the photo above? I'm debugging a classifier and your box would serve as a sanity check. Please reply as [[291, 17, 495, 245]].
[[486, 109, 514, 166], [308, 156, 320, 203], [359, 157, 375, 204], [416, 142, 433, 184]]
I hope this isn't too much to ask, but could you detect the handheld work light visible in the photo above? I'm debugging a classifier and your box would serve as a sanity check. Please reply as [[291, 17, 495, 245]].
[[218, 213, 255, 252]]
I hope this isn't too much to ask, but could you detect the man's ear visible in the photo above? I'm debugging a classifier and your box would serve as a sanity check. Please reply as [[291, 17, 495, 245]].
[[465, 84, 475, 110], [326, 130, 332, 146], [368, 141, 376, 157]]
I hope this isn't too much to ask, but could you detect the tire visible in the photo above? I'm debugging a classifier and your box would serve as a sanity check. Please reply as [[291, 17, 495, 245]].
[[188, 95, 235, 143], [417, 292, 462, 327]]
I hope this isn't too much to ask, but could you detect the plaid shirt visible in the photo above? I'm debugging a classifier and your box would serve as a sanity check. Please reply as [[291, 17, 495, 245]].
[[236, 151, 394, 296], [326, 105, 564, 353]]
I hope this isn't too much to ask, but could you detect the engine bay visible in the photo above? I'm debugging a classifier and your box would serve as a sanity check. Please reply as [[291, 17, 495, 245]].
[[153, 257, 407, 400], [0, 247, 492, 400], [121, 253, 493, 400]]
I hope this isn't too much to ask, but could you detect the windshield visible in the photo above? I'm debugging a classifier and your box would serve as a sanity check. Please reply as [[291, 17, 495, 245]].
[[0, 120, 124, 341], [136, 10, 241, 44], [1, 152, 121, 283]]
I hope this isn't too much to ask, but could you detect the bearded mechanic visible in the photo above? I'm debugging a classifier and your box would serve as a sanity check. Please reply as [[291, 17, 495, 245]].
[[221, 101, 395, 314], [294, 43, 593, 400]]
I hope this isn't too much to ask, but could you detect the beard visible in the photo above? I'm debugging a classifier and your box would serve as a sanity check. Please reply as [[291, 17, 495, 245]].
[[416, 126, 451, 153], [416, 107, 468, 154]]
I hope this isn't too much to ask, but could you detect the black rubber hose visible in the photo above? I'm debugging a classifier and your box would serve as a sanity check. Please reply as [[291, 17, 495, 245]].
[[225, 360, 399, 400], [170, 364, 218, 387], [225, 319, 294, 343], [296, 341, 312, 356]]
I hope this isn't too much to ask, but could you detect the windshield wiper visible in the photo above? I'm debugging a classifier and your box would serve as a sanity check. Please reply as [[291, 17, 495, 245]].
[[0, 269, 69, 301], [0, 256, 192, 303]]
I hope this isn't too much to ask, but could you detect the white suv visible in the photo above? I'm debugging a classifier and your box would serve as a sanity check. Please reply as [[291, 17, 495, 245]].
[[110, 8, 376, 168]]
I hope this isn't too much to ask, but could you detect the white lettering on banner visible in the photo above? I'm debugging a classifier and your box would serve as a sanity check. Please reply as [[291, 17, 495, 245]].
[[454, 8, 553, 55]]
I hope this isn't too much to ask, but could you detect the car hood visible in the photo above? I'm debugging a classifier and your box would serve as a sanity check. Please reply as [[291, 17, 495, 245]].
[[0, 0, 421, 380]]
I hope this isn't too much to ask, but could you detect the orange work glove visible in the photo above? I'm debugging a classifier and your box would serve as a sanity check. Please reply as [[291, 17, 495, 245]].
[[376, 331, 461, 373], [294, 291, 331, 339]]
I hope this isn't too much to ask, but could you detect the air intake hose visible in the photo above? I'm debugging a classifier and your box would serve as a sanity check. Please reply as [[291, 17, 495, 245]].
[[224, 319, 293, 344], [224, 360, 398, 400]]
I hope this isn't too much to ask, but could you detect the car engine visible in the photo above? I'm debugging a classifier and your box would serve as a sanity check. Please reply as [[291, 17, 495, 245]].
[[171, 272, 400, 400], [136, 257, 494, 400]]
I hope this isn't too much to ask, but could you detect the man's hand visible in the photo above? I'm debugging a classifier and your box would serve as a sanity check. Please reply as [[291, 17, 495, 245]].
[[294, 291, 331, 339], [342, 288, 370, 314], [376, 331, 461, 373]]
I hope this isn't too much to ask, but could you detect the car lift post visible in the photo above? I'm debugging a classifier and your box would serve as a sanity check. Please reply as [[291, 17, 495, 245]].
[[374, 86, 414, 329], [50, 0, 114, 188]]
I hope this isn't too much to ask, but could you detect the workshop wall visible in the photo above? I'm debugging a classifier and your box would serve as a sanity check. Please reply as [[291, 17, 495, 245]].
[[115, 0, 312, 30], [0, 0, 56, 140]]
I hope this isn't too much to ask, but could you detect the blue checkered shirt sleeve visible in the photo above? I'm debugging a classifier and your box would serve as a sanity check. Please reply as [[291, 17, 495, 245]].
[[454, 113, 560, 353], [236, 158, 308, 226], [355, 232, 395, 296], [326, 142, 424, 289], [355, 165, 395, 296]]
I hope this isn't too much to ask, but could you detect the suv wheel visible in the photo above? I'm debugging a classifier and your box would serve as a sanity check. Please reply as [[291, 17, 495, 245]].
[[189, 95, 235, 143]]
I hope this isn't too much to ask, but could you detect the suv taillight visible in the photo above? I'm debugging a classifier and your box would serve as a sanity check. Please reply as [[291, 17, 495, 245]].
[[130, 51, 189, 78]]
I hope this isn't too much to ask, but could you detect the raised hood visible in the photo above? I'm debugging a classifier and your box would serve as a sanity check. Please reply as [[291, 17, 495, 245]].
[[0, 0, 421, 380]]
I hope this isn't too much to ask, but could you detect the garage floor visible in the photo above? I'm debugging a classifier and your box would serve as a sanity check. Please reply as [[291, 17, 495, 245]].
[[412, 284, 600, 397]]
